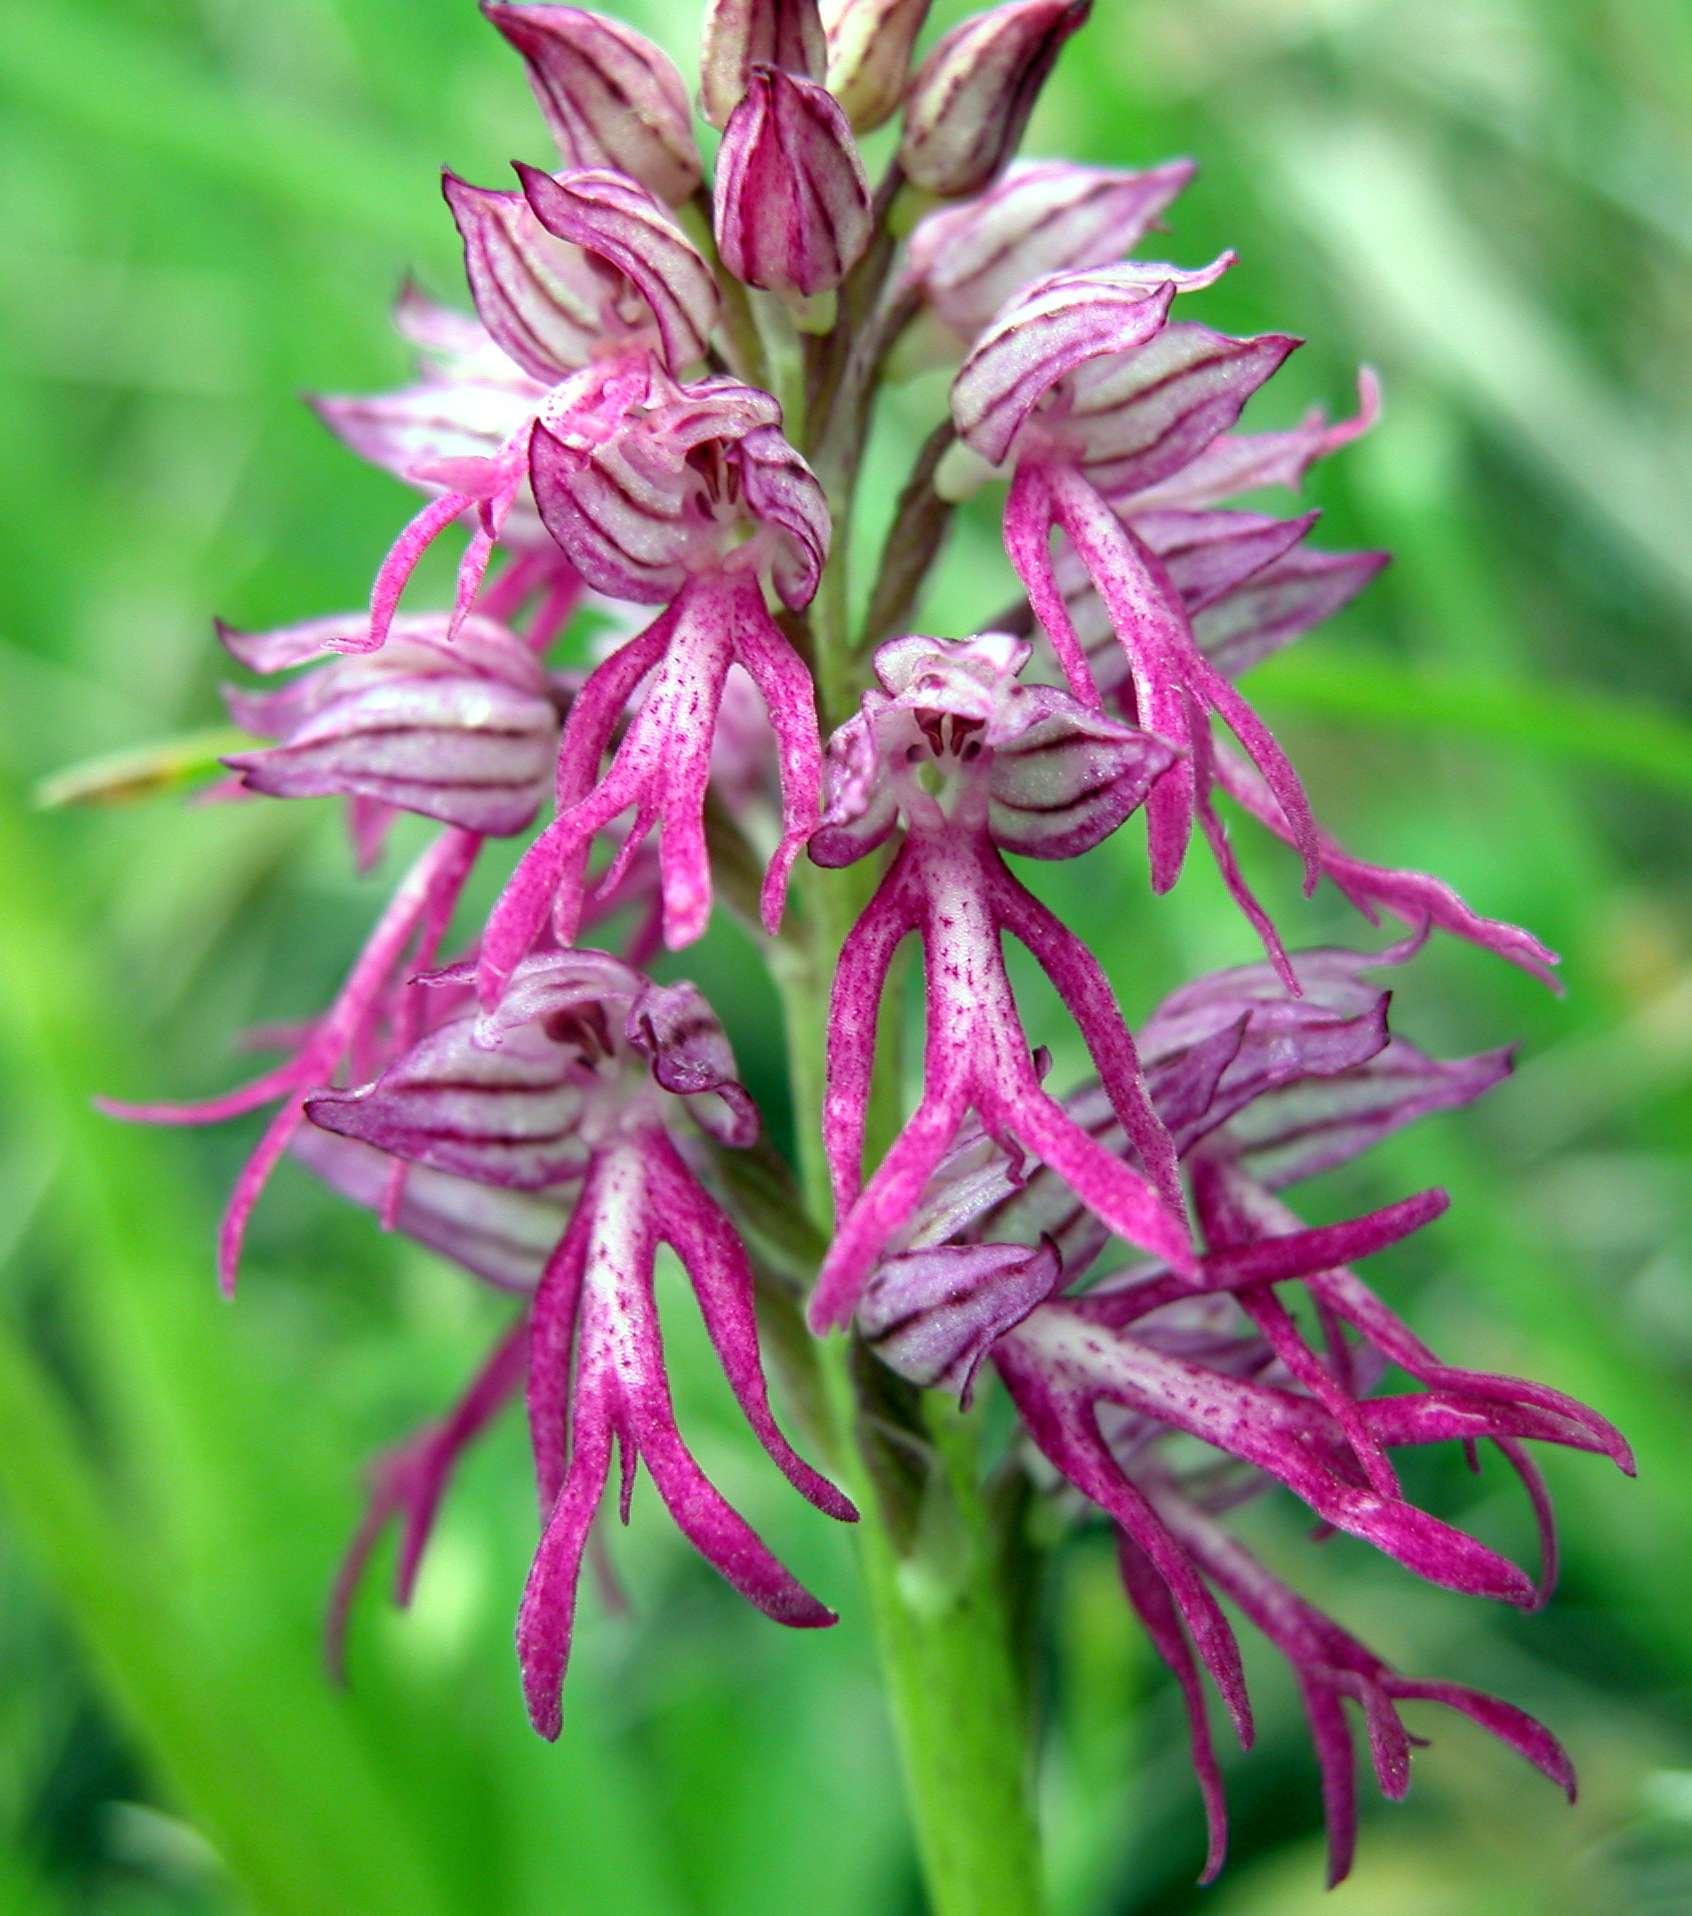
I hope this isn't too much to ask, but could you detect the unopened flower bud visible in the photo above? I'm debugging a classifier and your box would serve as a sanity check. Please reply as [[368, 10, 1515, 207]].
[[714, 69, 872, 299], [700, 0, 826, 128], [900, 0, 1090, 199], [820, 0, 932, 133], [483, 6, 701, 205]]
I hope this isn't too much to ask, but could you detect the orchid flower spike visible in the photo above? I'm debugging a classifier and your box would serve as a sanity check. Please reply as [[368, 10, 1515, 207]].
[[95, 0, 1602, 1890]]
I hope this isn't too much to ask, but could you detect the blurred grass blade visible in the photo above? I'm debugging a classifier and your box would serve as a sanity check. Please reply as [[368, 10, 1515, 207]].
[[0, 793, 456, 1916], [1263, 112, 1692, 617], [1261, 654, 1692, 801], [35, 729, 246, 809], [0, 0, 434, 242], [0, 1325, 433, 1916]]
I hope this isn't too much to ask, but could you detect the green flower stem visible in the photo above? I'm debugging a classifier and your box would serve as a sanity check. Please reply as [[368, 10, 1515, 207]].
[[824, 1356, 1045, 1916]]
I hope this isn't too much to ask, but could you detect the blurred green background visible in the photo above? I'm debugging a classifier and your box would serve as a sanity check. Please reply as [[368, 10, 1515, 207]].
[[3, 1, 1691, 1910]]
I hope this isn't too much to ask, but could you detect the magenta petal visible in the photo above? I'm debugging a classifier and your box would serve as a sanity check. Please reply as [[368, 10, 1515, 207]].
[[735, 424, 833, 611], [526, 1206, 595, 1512], [1074, 324, 1300, 501], [987, 862, 1185, 1214], [809, 705, 901, 868], [442, 170, 604, 384], [1228, 1038, 1514, 1189], [1002, 461, 1116, 709], [625, 980, 760, 1147], [1386, 1679, 1575, 1800], [996, 1336, 1253, 1741], [1002, 1086, 1194, 1275], [1133, 507, 1321, 617], [1212, 743, 1561, 986], [812, 1086, 969, 1332], [907, 158, 1196, 342], [1195, 546, 1390, 680], [729, 589, 823, 933], [1007, 463, 1198, 879], [1049, 465, 1320, 890], [1116, 1533, 1230, 1884], [953, 275, 1176, 468], [1130, 365, 1383, 512], [822, 855, 921, 1217], [305, 1012, 593, 1191], [361, 493, 473, 656], [520, 1129, 842, 1737], [1194, 1156, 1401, 1498], [1161, 1491, 1576, 1883], [290, 1125, 565, 1290], [529, 376, 829, 610], [479, 605, 677, 1005], [311, 374, 538, 500], [480, 581, 740, 978], [628, 1394, 839, 1627], [1020, 1305, 1538, 1604], [1302, 1677, 1361, 1888], [985, 687, 1176, 859], [226, 669, 556, 838], [517, 1366, 616, 1739], [646, 1130, 855, 1518]]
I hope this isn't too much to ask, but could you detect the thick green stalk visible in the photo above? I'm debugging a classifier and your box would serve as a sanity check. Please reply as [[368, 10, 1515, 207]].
[[823, 1359, 1046, 1916]]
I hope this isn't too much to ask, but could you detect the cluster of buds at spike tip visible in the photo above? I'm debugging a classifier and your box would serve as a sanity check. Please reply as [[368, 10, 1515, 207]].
[[97, 0, 1608, 1891]]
